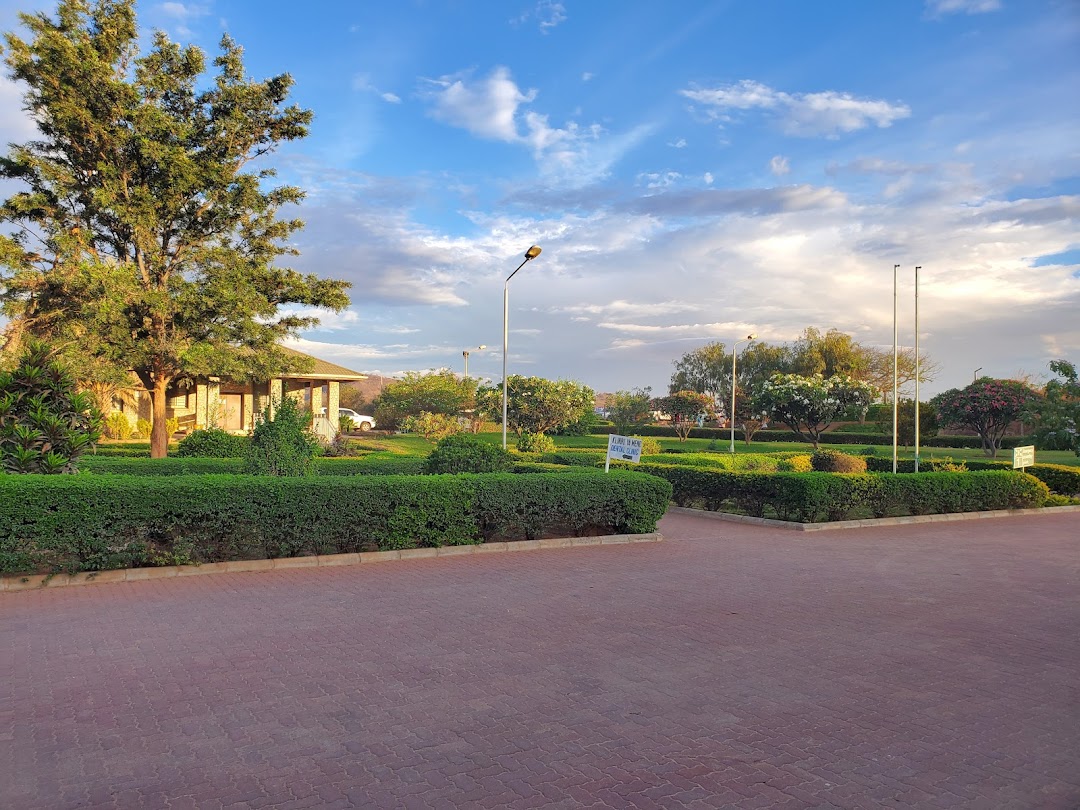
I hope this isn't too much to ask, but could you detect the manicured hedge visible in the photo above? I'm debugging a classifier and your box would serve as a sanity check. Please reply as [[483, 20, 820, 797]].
[[863, 458, 1080, 495], [76, 455, 426, 476], [0, 470, 671, 575], [589, 426, 1028, 449], [633, 463, 1048, 522]]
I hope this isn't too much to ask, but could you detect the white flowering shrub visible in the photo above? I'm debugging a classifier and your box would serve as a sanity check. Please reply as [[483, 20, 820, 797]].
[[754, 373, 878, 448]]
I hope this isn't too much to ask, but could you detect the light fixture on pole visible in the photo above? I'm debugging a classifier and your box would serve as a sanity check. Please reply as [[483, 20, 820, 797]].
[[462, 345, 486, 379], [503, 245, 542, 449], [730, 334, 755, 454], [892, 264, 900, 475], [973, 367, 982, 382], [914, 266, 921, 473]]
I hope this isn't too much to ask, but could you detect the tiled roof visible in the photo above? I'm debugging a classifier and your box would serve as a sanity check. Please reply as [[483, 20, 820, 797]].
[[278, 346, 367, 381]]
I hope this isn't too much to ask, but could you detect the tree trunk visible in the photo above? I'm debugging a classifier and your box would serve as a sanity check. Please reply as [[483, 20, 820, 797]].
[[151, 375, 170, 459]]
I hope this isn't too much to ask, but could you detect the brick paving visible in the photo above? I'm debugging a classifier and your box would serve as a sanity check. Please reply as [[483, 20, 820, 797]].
[[2, 510, 1078, 809]]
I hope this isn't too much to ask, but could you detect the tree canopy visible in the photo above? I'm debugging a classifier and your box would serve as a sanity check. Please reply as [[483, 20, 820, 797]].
[[1030, 360, 1079, 455], [476, 375, 594, 437], [754, 373, 878, 448], [931, 377, 1040, 457], [372, 371, 477, 432], [0, 0, 350, 456]]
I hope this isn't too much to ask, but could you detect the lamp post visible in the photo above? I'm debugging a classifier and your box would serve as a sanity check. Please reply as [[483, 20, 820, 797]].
[[730, 334, 755, 454], [503, 246, 542, 449], [914, 266, 921, 473], [892, 264, 900, 475], [973, 367, 982, 382], [463, 345, 486, 379]]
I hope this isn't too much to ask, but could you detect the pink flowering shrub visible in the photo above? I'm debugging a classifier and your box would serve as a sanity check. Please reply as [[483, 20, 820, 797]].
[[931, 378, 1040, 457]]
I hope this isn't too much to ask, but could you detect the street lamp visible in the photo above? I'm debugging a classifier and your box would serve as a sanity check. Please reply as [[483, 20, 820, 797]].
[[730, 334, 755, 454], [462, 345, 486, 379], [973, 367, 983, 382], [503, 245, 542, 449], [914, 266, 921, 473], [892, 264, 900, 475]]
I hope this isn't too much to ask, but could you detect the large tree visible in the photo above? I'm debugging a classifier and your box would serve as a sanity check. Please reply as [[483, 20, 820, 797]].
[[754, 373, 878, 448], [0, 1, 349, 457], [607, 387, 653, 435], [476, 375, 594, 437], [1030, 360, 1080, 455], [372, 371, 477, 432]]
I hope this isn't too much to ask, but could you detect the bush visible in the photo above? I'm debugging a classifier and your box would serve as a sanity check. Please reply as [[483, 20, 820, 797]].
[[244, 397, 321, 476], [0, 470, 671, 574], [0, 341, 103, 474], [399, 411, 462, 442], [516, 432, 556, 453], [136, 418, 153, 439], [321, 434, 362, 457], [777, 454, 813, 472], [862, 458, 1080, 495], [810, 449, 867, 473], [424, 433, 513, 474], [166, 416, 180, 437], [636, 436, 662, 455], [635, 464, 1048, 522], [105, 412, 134, 440], [176, 428, 250, 458]]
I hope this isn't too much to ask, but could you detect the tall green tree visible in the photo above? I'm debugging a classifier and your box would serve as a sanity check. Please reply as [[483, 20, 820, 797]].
[[608, 387, 652, 435], [0, 1, 350, 457], [755, 373, 878, 448], [372, 371, 477, 432], [931, 378, 1039, 457], [1029, 360, 1079, 455]]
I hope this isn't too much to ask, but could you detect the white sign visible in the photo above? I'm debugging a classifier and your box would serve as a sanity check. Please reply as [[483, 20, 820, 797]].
[[1012, 445, 1035, 469], [605, 434, 643, 471]]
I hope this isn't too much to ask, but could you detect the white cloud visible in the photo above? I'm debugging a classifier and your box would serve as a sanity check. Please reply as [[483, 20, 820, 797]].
[[582, 72, 594, 82], [680, 80, 911, 138], [637, 171, 682, 189], [155, 1, 209, 36], [0, 77, 37, 146], [770, 155, 790, 176], [381, 92, 402, 104], [421, 66, 651, 186], [704, 172, 714, 185], [925, 0, 1002, 17], [668, 138, 687, 148], [512, 1, 567, 32]]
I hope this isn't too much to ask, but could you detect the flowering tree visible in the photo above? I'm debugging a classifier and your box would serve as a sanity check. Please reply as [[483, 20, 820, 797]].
[[476, 375, 594, 436], [654, 390, 713, 442], [754, 373, 878, 448], [931, 377, 1040, 457]]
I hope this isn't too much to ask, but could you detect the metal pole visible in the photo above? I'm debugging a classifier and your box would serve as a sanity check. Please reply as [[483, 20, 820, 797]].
[[892, 264, 899, 475], [463, 351, 469, 379], [502, 281, 510, 450], [730, 348, 737, 454], [914, 266, 921, 473]]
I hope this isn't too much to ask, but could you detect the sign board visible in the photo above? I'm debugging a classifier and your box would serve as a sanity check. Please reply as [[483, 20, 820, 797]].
[[605, 434, 643, 471], [1012, 445, 1035, 469]]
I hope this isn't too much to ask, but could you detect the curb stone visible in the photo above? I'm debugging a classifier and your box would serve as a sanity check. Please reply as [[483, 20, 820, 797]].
[[0, 532, 663, 592], [668, 504, 1080, 532]]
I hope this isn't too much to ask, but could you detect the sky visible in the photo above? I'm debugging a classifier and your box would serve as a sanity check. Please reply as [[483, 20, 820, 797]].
[[1, 0, 1078, 396]]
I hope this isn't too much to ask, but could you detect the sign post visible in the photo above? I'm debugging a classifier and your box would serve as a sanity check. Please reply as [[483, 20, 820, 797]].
[[1012, 445, 1035, 471], [605, 434, 643, 472]]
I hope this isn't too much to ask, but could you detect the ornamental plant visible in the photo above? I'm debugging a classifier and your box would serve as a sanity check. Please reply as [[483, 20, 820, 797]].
[[653, 390, 714, 442], [476, 375, 594, 437], [754, 373, 878, 448], [244, 397, 321, 476], [0, 341, 102, 473], [1029, 360, 1079, 455], [399, 411, 462, 442], [423, 433, 513, 474], [931, 378, 1039, 457]]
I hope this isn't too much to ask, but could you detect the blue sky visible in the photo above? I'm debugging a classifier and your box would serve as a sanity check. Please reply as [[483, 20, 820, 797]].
[[1, 0, 1078, 395]]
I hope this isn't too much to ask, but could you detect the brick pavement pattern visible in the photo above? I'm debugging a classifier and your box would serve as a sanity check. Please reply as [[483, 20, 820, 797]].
[[2, 510, 1078, 809]]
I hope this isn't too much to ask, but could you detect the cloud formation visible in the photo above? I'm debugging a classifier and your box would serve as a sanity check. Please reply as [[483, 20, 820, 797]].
[[681, 80, 911, 137], [925, 0, 1002, 16]]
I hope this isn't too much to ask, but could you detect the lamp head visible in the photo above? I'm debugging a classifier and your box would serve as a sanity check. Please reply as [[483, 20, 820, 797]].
[[524, 245, 542, 260], [478, 344, 487, 350], [746, 334, 756, 340]]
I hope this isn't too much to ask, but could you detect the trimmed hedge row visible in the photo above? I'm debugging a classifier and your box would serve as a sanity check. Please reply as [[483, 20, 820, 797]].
[[863, 458, 1080, 495], [76, 455, 427, 477], [0, 470, 672, 575], [631, 463, 1048, 523], [589, 425, 1029, 449]]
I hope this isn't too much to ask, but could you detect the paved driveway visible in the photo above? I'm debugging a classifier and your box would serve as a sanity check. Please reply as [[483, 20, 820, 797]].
[[2, 511, 1078, 809]]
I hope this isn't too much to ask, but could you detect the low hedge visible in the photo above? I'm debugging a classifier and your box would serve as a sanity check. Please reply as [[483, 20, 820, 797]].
[[633, 463, 1048, 522], [0, 470, 672, 575], [863, 458, 1080, 495], [590, 426, 1029, 449], [76, 455, 427, 477]]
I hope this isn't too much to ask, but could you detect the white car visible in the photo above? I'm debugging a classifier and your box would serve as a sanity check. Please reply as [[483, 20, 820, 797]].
[[326, 407, 376, 431]]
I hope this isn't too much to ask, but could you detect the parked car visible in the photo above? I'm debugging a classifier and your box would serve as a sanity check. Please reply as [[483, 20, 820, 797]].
[[321, 407, 376, 431]]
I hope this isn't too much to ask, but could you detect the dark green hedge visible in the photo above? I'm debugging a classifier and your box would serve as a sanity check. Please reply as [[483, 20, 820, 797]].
[[0, 470, 671, 575], [634, 463, 1048, 522], [76, 455, 426, 477], [863, 457, 1080, 495]]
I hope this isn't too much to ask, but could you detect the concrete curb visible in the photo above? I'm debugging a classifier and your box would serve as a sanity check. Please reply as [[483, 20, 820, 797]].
[[668, 504, 1080, 532], [0, 532, 663, 593]]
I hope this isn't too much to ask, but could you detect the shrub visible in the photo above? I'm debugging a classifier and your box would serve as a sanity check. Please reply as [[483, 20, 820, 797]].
[[635, 464, 1048, 522], [176, 428, 250, 458], [636, 436, 662, 455], [862, 457, 1078, 495], [166, 417, 180, 437], [339, 415, 355, 433], [136, 418, 153, 439], [244, 397, 321, 476], [424, 433, 513, 474], [399, 411, 462, 442], [517, 432, 556, 453], [321, 434, 362, 457], [0, 341, 102, 474], [810, 449, 867, 473], [776, 454, 813, 472], [105, 412, 134, 440], [0, 470, 671, 574]]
